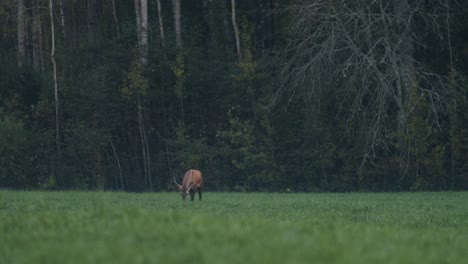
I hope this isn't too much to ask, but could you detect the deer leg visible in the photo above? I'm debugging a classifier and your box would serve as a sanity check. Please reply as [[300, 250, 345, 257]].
[[198, 189, 202, 201], [190, 190, 195, 201]]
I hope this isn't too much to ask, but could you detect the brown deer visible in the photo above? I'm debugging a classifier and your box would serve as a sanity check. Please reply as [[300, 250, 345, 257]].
[[174, 169, 203, 201]]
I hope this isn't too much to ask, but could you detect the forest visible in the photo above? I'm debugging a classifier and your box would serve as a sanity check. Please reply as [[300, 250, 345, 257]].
[[1, 0, 468, 192]]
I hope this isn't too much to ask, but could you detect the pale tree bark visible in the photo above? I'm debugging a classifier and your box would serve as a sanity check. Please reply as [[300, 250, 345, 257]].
[[137, 95, 152, 190], [134, 0, 152, 190], [446, 0, 456, 188], [17, 0, 25, 67], [172, 0, 182, 49], [140, 0, 148, 65], [231, 0, 242, 62], [133, 0, 148, 63], [134, 0, 141, 47], [50, 0, 61, 183], [111, 0, 120, 38], [156, 0, 165, 46]]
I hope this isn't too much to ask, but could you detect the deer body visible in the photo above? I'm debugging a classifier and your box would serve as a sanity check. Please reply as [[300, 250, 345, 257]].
[[174, 169, 203, 201]]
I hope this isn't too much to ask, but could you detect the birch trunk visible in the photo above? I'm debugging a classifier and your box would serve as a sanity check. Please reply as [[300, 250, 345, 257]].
[[134, 0, 152, 190], [231, 0, 242, 62], [50, 0, 61, 183], [134, 0, 141, 47], [111, 0, 120, 38], [156, 0, 165, 46], [140, 0, 148, 65], [172, 0, 182, 49]]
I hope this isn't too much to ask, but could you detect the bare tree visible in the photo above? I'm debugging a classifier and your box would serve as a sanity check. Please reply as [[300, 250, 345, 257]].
[[280, 0, 451, 177]]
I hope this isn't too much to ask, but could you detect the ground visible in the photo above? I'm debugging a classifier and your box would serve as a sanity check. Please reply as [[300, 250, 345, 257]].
[[1, 191, 467, 263]]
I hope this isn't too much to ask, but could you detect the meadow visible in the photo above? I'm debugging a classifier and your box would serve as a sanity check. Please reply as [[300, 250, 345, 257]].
[[1, 191, 467, 263]]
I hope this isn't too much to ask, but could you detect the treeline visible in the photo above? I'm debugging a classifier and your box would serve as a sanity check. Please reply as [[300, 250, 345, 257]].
[[0, 0, 467, 191]]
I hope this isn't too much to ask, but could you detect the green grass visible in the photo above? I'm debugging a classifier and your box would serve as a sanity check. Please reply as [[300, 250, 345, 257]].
[[1, 191, 467, 263]]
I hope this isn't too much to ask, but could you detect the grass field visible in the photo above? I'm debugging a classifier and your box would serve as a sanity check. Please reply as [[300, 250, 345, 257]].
[[1, 191, 467, 263]]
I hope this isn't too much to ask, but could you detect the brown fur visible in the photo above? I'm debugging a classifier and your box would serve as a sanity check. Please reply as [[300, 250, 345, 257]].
[[174, 169, 203, 201]]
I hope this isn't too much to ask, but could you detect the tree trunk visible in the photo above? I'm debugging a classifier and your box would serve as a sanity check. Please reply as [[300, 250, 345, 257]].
[[110, 138, 124, 190], [231, 0, 242, 62], [87, 0, 96, 43], [156, 0, 165, 46], [140, 0, 148, 65], [71, 0, 77, 44], [137, 94, 152, 191], [134, 0, 152, 190], [32, 0, 44, 74], [134, 0, 142, 47], [111, 0, 120, 38], [17, 0, 26, 67], [172, 0, 182, 49], [393, 0, 414, 177], [263, 0, 273, 49], [50, 0, 61, 185], [220, 0, 232, 45], [60, 0, 66, 38]]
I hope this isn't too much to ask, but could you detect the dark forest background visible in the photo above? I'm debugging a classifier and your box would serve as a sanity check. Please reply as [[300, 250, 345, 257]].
[[1, 0, 468, 191]]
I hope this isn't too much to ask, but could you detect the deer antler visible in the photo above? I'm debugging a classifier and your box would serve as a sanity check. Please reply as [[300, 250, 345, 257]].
[[173, 176, 182, 189]]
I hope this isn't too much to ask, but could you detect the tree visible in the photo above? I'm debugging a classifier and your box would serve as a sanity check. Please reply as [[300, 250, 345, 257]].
[[172, 0, 182, 49], [140, 0, 148, 64], [231, 0, 242, 62], [49, 0, 61, 185], [111, 0, 120, 38], [87, 0, 97, 43], [156, 0, 165, 46], [1, 0, 467, 191], [133, 0, 152, 190], [32, 0, 44, 74], [17, 0, 25, 66], [281, 0, 454, 182]]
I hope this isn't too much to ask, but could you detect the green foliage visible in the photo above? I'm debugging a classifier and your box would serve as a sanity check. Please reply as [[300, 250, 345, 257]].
[[217, 107, 277, 191], [172, 52, 186, 98], [1, 191, 468, 263], [120, 54, 149, 99], [0, 119, 41, 188]]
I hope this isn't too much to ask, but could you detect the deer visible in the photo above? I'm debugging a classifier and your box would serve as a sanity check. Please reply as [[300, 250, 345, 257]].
[[173, 169, 203, 201]]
